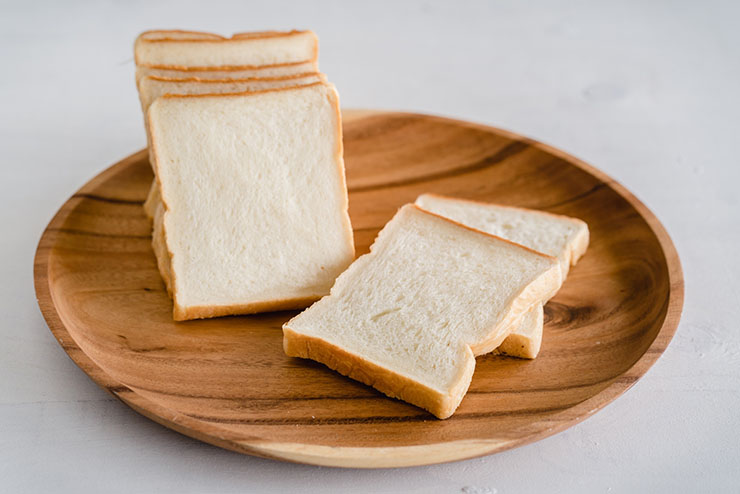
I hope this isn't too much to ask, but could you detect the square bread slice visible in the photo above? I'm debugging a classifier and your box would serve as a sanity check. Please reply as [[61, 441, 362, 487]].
[[148, 82, 354, 320], [137, 30, 225, 41], [415, 194, 589, 279], [283, 205, 561, 419], [134, 30, 318, 68], [416, 194, 589, 358], [135, 61, 318, 83], [140, 74, 325, 220]]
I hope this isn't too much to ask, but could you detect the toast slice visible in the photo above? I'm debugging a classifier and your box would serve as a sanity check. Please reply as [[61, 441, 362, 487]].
[[415, 194, 589, 358], [148, 83, 354, 320], [415, 194, 589, 279], [140, 75, 325, 220], [134, 30, 318, 67], [283, 205, 561, 418], [137, 72, 323, 111], [135, 61, 318, 83]]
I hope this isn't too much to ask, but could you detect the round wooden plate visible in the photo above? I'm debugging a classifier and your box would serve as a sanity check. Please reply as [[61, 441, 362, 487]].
[[34, 110, 683, 468]]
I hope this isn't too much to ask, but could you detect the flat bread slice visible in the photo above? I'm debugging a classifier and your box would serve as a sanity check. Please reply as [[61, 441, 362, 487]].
[[134, 30, 318, 67], [148, 83, 354, 320], [283, 205, 561, 418]]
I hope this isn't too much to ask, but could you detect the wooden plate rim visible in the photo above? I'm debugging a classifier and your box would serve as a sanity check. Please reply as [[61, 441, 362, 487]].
[[33, 110, 684, 468]]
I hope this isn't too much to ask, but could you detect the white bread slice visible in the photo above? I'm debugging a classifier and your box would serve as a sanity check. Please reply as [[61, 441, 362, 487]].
[[137, 73, 323, 116], [139, 75, 324, 220], [135, 61, 318, 83], [415, 194, 589, 359], [148, 83, 354, 320], [283, 205, 561, 419], [492, 303, 543, 359], [151, 199, 172, 296], [137, 30, 224, 41], [134, 30, 318, 67], [415, 194, 589, 279]]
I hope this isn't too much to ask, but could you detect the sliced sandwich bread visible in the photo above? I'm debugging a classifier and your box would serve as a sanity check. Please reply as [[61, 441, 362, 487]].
[[415, 193, 589, 358], [140, 75, 325, 220], [415, 193, 589, 279], [134, 30, 318, 68], [283, 205, 561, 418], [137, 73, 324, 112], [148, 83, 354, 320], [135, 61, 318, 83]]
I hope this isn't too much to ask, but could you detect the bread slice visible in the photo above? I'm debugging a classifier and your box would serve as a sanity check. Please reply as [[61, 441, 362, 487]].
[[283, 205, 561, 418], [137, 73, 323, 116], [492, 303, 543, 359], [139, 75, 324, 220], [137, 30, 225, 41], [135, 61, 318, 83], [134, 30, 318, 67], [148, 83, 354, 320], [415, 194, 588, 359], [415, 194, 589, 279]]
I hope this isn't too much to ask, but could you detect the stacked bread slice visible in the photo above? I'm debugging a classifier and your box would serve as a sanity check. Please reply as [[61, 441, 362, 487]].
[[284, 197, 589, 418], [416, 193, 589, 359], [134, 30, 354, 320]]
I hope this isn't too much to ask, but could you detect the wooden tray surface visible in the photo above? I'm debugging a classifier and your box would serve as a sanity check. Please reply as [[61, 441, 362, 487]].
[[34, 110, 683, 468]]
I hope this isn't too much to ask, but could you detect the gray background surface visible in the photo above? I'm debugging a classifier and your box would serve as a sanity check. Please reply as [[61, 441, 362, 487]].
[[2, 0, 738, 492]]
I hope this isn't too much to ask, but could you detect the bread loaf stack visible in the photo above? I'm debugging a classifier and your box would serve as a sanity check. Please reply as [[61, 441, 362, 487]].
[[132, 29, 589, 419], [134, 30, 354, 321]]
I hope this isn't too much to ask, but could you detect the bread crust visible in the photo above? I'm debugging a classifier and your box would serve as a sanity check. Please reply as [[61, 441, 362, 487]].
[[136, 59, 318, 76], [144, 71, 320, 85], [283, 328, 475, 419]]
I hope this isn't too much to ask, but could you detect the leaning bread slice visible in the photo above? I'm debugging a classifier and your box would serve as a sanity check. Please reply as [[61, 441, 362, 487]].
[[148, 83, 354, 320], [283, 205, 561, 419], [135, 61, 318, 83], [139, 75, 324, 220], [415, 194, 589, 279], [134, 30, 318, 67]]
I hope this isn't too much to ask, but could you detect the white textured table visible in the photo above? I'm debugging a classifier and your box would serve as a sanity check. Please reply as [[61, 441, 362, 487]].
[[3, 1, 738, 492]]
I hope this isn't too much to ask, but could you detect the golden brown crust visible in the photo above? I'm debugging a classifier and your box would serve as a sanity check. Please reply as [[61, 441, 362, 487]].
[[136, 59, 318, 73], [283, 328, 474, 419], [140, 29, 310, 43], [137, 30, 225, 41], [155, 80, 325, 100]]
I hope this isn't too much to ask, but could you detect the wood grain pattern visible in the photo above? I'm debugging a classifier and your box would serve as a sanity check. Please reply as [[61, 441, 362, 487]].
[[34, 110, 684, 468]]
